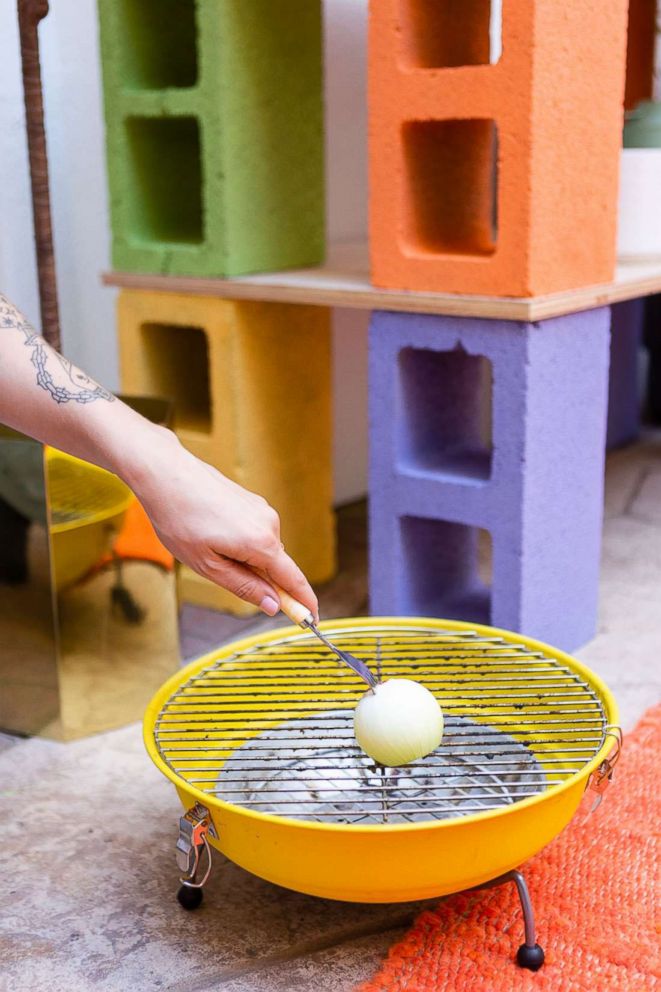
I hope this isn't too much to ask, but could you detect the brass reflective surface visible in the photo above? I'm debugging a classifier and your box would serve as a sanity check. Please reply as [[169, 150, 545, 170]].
[[0, 398, 180, 739], [0, 426, 59, 735]]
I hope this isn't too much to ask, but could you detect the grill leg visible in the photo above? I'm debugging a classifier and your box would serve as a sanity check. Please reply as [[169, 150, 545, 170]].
[[509, 870, 545, 971], [470, 869, 545, 970]]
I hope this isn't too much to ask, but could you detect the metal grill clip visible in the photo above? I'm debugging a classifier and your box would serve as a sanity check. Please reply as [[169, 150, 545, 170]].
[[588, 724, 623, 811], [176, 802, 216, 889]]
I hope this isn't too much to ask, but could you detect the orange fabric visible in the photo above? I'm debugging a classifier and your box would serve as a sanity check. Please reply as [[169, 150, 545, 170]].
[[358, 704, 661, 992], [111, 498, 174, 570]]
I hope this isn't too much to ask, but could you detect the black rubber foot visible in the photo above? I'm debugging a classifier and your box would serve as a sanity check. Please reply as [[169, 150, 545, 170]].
[[516, 943, 545, 971], [177, 884, 203, 910]]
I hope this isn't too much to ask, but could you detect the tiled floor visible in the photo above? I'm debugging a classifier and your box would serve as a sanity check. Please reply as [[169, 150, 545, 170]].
[[1, 440, 660, 991]]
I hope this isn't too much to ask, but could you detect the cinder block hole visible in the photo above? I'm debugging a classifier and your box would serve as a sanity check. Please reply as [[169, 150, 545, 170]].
[[401, 119, 498, 257], [398, 347, 492, 481], [397, 0, 501, 68], [118, 0, 197, 89], [399, 516, 492, 624], [138, 324, 211, 433], [125, 117, 203, 245]]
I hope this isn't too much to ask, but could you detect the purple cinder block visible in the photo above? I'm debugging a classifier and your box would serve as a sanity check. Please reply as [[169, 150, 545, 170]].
[[398, 347, 491, 481], [369, 308, 611, 652], [399, 516, 491, 625], [607, 299, 643, 450]]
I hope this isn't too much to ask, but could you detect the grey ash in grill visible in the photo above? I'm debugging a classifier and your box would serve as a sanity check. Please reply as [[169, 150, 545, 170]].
[[214, 712, 548, 824]]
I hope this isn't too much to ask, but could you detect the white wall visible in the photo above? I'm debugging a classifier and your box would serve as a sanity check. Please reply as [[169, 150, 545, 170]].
[[0, 0, 369, 503], [324, 0, 369, 503], [0, 0, 117, 385]]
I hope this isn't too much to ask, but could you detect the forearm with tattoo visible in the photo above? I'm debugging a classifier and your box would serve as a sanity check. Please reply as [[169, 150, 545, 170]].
[[0, 294, 114, 405]]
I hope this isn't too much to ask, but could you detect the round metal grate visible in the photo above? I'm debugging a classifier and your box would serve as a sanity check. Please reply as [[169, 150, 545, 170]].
[[153, 624, 608, 826]]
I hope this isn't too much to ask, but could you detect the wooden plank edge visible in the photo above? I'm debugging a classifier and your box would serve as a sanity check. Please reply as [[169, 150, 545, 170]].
[[101, 271, 534, 320], [102, 270, 661, 322], [527, 274, 659, 320]]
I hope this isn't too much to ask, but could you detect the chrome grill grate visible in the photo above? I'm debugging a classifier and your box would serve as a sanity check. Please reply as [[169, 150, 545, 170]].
[[153, 625, 608, 825]]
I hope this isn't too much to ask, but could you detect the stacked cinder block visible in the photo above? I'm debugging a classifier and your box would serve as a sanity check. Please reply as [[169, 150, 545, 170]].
[[118, 291, 336, 614], [98, 0, 324, 276], [607, 300, 644, 449], [369, 309, 611, 652], [369, 0, 629, 295]]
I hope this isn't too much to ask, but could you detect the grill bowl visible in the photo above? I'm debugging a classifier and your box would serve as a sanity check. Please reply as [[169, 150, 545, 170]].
[[145, 618, 618, 903]]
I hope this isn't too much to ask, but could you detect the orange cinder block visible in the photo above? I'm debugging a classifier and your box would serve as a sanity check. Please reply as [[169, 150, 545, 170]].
[[369, 0, 629, 297]]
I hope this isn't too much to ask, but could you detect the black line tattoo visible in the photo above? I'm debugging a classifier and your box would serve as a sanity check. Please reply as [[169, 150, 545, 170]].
[[0, 295, 115, 404]]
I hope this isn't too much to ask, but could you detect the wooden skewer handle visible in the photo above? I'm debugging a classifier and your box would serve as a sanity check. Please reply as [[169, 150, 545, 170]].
[[254, 570, 314, 626]]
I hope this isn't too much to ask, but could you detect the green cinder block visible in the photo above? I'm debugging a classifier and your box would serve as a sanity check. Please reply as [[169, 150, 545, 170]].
[[98, 0, 325, 276]]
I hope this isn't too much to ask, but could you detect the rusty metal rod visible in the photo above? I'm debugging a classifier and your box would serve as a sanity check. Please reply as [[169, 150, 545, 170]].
[[17, 0, 61, 350]]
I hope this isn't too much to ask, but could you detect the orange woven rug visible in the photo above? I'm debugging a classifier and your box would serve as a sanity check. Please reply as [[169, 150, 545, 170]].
[[358, 704, 661, 992]]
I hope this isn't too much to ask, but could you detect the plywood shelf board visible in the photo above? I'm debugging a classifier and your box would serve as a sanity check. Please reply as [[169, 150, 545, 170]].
[[103, 242, 661, 322]]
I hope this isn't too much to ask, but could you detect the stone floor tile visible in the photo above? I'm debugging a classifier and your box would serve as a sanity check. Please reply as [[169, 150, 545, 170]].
[[627, 467, 661, 525], [0, 723, 425, 992], [603, 447, 646, 519], [195, 928, 410, 992], [604, 429, 661, 518]]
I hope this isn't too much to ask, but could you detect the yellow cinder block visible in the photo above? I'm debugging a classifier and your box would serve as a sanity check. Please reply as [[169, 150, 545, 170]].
[[117, 290, 336, 615]]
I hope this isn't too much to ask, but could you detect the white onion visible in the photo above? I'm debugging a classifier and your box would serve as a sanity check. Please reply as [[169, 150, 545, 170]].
[[353, 678, 444, 767]]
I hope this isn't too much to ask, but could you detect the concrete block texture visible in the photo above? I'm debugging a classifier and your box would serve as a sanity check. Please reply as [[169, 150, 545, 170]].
[[369, 0, 629, 296], [98, 0, 324, 277], [369, 307, 612, 651], [118, 290, 336, 613]]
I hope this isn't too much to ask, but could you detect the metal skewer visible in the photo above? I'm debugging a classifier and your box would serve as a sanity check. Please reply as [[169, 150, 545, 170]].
[[253, 569, 377, 688], [299, 617, 378, 688]]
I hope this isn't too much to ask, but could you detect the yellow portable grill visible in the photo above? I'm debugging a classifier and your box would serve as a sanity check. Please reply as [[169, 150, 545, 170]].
[[145, 618, 621, 971], [46, 449, 134, 589]]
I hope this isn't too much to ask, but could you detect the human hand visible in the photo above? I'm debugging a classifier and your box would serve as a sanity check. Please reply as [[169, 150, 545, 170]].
[[0, 295, 317, 621], [122, 427, 319, 620]]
